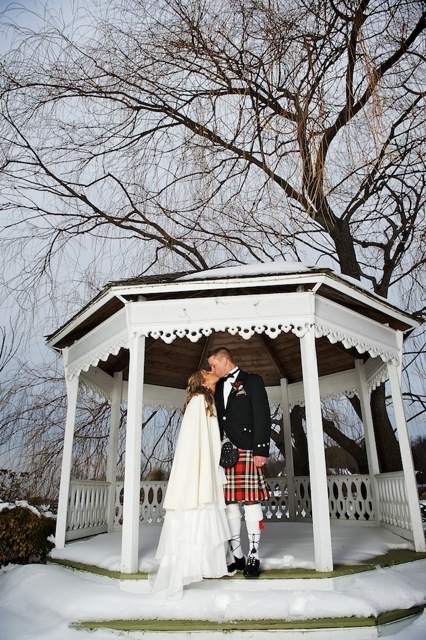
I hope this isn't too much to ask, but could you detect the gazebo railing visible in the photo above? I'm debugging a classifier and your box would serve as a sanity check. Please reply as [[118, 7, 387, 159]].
[[66, 479, 111, 540], [375, 471, 413, 537], [327, 475, 376, 522], [65, 473, 393, 540]]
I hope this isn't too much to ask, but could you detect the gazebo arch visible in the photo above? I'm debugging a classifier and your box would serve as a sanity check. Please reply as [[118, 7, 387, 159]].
[[46, 262, 425, 574]]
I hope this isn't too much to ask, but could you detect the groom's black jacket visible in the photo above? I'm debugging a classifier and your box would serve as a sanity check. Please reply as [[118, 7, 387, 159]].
[[214, 370, 271, 457]]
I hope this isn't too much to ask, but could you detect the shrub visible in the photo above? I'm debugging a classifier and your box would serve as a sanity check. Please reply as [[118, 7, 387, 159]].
[[0, 469, 31, 503], [145, 467, 168, 481], [0, 503, 56, 567]]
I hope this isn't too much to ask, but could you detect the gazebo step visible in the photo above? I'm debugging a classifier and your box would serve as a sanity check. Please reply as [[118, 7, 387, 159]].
[[49, 554, 426, 639], [73, 605, 425, 639]]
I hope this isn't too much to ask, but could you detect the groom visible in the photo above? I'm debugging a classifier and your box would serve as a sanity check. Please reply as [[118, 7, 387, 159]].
[[207, 347, 271, 578]]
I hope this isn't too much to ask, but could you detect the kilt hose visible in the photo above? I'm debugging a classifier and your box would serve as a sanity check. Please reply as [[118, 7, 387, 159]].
[[224, 448, 269, 503]]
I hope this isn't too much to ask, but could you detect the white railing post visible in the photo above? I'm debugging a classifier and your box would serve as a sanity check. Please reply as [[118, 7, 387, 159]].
[[300, 325, 334, 572], [121, 329, 146, 573], [387, 362, 425, 551], [280, 378, 296, 519], [55, 356, 79, 549], [106, 371, 123, 532], [355, 360, 381, 524]]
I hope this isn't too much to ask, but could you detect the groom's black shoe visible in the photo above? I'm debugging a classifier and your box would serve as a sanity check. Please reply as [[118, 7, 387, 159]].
[[243, 555, 261, 578], [227, 555, 246, 575]]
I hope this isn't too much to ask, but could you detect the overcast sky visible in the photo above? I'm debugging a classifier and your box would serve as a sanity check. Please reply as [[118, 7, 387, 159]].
[[0, 0, 424, 448]]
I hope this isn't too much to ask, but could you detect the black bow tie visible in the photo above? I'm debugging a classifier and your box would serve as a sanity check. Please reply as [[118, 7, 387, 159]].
[[223, 371, 237, 381]]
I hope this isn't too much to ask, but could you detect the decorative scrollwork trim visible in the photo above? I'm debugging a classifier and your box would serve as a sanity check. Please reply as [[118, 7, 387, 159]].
[[135, 322, 313, 343], [66, 336, 129, 380], [315, 324, 399, 365]]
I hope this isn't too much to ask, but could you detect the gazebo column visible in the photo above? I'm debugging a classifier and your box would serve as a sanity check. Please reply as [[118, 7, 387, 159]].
[[387, 362, 426, 552], [55, 352, 79, 549], [121, 332, 146, 573], [300, 326, 333, 572], [280, 378, 296, 519], [355, 360, 381, 524], [106, 371, 123, 532]]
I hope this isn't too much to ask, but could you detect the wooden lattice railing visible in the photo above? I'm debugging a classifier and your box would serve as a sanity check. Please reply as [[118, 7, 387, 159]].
[[65, 473, 409, 541]]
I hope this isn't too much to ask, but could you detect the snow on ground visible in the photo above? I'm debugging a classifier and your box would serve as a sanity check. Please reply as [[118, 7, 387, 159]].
[[1, 522, 426, 639]]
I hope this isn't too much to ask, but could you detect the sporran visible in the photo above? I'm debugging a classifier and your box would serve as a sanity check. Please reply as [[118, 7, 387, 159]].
[[220, 437, 239, 468]]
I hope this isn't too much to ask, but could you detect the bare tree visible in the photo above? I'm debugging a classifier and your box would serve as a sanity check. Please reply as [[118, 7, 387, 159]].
[[0, 0, 425, 471], [0, 324, 23, 451], [0, 324, 21, 373], [0, 355, 181, 499]]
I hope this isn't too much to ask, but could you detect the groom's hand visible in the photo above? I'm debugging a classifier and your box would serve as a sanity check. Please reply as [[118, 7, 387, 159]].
[[253, 456, 267, 467]]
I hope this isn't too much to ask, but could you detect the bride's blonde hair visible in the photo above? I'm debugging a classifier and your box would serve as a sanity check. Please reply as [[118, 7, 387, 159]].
[[182, 369, 216, 417]]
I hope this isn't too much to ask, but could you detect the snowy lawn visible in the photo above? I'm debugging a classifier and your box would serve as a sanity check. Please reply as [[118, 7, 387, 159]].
[[1, 522, 426, 639]]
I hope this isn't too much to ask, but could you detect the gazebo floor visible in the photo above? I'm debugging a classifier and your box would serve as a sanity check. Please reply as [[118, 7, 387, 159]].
[[50, 546, 426, 582], [50, 520, 425, 579]]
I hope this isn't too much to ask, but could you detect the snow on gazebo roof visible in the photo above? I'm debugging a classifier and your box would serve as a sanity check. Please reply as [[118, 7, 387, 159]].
[[179, 261, 314, 279]]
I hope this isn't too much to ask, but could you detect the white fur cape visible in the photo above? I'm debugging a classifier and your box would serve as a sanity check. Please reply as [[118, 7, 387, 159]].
[[163, 394, 227, 511]]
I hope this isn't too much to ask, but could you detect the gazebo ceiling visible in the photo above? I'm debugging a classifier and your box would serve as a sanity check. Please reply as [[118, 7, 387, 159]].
[[46, 263, 419, 390]]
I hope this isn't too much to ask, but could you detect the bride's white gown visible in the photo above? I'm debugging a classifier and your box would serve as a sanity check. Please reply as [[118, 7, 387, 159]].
[[150, 394, 230, 598]]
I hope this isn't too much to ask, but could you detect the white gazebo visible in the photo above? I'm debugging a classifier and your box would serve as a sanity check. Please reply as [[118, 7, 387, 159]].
[[46, 262, 425, 574]]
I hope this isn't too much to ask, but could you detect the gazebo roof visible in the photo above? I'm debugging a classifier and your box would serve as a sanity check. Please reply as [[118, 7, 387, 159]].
[[46, 262, 419, 391]]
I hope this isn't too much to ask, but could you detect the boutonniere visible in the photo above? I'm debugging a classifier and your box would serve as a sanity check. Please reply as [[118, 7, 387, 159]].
[[232, 380, 247, 396]]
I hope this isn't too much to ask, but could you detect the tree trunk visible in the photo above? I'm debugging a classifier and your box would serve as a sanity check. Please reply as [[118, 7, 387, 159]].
[[290, 406, 309, 476], [370, 385, 402, 472], [322, 417, 369, 473], [329, 218, 362, 281], [323, 219, 403, 472]]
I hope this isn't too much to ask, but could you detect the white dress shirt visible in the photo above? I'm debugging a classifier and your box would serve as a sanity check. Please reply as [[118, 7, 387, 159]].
[[223, 368, 239, 405]]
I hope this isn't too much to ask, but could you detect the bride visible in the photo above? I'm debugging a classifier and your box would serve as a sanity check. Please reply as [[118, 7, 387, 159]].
[[150, 369, 230, 598]]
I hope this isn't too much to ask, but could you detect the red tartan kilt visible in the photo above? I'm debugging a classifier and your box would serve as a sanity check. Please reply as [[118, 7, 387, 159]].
[[224, 449, 269, 503]]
